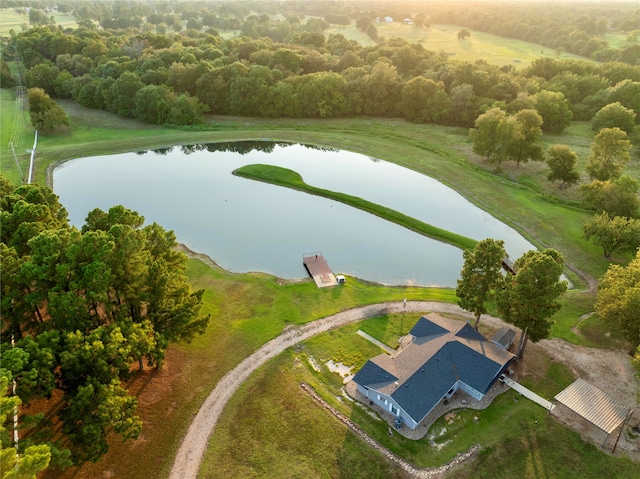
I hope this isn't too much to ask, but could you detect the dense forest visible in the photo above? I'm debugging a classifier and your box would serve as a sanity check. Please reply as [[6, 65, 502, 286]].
[[1, 0, 640, 129], [1, 177, 210, 467]]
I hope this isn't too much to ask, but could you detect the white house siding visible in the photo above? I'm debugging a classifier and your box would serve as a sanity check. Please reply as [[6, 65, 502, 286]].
[[356, 385, 395, 412], [356, 384, 419, 428], [459, 382, 484, 401]]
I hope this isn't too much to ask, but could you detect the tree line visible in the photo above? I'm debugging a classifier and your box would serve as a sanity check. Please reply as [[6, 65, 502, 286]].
[[5, 20, 640, 130]]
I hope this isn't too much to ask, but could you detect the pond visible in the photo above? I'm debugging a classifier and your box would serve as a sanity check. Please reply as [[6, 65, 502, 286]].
[[53, 141, 535, 287]]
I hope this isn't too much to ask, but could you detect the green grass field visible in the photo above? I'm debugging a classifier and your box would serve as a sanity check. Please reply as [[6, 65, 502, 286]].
[[0, 8, 77, 36], [0, 88, 32, 184], [604, 32, 638, 50], [327, 23, 590, 68]]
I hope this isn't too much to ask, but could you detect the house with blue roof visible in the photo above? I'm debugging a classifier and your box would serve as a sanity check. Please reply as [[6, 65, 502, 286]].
[[351, 313, 515, 429]]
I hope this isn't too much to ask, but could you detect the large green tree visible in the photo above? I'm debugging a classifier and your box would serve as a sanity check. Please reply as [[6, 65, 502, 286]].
[[507, 109, 544, 165], [583, 213, 640, 259], [496, 249, 567, 357], [534, 90, 573, 133], [399, 77, 451, 123], [456, 238, 507, 330], [585, 127, 632, 181], [592, 102, 637, 136], [595, 249, 640, 347], [470, 107, 506, 162], [108, 72, 144, 118], [580, 175, 640, 218], [547, 144, 580, 188], [290, 72, 347, 118], [470, 108, 544, 165], [27, 88, 69, 132]]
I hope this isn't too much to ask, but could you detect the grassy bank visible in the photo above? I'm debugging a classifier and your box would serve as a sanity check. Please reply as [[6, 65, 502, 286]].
[[234, 163, 478, 251]]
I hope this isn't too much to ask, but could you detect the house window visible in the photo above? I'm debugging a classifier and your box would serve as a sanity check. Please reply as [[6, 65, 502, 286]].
[[391, 405, 398, 415]]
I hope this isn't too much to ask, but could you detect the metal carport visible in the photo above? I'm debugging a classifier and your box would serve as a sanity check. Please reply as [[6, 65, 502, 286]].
[[552, 378, 632, 451]]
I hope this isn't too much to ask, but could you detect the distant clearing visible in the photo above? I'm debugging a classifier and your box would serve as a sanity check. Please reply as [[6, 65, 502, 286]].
[[0, 8, 77, 36], [604, 32, 638, 49], [327, 23, 591, 68]]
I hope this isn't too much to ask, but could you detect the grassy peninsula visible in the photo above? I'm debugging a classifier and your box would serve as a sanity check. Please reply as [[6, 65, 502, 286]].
[[234, 163, 478, 251]]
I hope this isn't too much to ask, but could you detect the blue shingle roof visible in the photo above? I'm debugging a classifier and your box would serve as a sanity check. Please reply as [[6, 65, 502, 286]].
[[353, 314, 515, 428], [409, 316, 448, 338], [352, 360, 397, 387], [390, 341, 507, 424], [455, 323, 486, 342], [443, 341, 505, 394], [391, 354, 455, 422]]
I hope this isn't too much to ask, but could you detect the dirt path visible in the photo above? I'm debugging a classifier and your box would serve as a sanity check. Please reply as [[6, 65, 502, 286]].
[[169, 301, 639, 479]]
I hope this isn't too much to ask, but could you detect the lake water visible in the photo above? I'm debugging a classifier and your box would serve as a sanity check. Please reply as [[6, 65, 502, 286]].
[[53, 142, 535, 287]]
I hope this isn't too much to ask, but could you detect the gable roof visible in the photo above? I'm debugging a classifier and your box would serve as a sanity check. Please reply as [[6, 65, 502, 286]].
[[353, 313, 515, 425], [409, 316, 449, 339], [455, 322, 487, 341], [352, 359, 398, 389]]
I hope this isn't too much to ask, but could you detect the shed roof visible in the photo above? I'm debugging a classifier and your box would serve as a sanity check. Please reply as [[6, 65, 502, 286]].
[[554, 378, 630, 434], [491, 326, 516, 349]]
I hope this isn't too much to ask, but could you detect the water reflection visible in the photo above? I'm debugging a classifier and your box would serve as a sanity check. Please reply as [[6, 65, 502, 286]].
[[53, 141, 535, 287]]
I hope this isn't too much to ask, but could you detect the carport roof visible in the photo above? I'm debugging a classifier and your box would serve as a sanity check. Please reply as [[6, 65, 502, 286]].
[[554, 378, 630, 434]]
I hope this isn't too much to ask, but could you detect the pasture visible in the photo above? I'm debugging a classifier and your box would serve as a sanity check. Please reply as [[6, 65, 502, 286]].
[[0, 8, 77, 36], [327, 23, 590, 67]]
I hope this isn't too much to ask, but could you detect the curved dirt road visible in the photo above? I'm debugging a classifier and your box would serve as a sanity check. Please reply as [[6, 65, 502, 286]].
[[169, 301, 639, 478]]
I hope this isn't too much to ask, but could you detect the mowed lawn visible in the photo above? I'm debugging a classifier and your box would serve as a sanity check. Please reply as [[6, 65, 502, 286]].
[[0, 88, 32, 185], [327, 23, 591, 67]]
